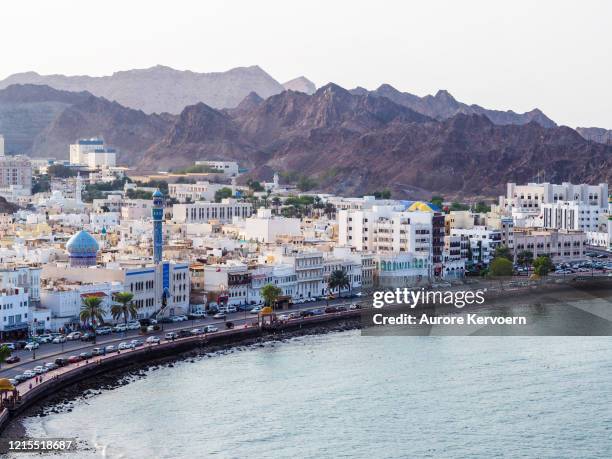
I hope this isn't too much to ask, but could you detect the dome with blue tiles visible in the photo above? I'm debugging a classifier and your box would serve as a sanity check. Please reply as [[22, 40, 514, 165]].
[[66, 231, 99, 267]]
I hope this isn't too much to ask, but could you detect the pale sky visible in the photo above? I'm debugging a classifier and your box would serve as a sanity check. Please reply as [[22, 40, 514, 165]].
[[1, 0, 611, 128]]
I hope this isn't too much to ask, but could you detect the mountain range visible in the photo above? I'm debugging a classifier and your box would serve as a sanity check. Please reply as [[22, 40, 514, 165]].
[[1, 82, 609, 199]]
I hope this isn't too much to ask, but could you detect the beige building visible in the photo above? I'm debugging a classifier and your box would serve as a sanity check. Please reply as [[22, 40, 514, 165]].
[[0, 155, 32, 194], [513, 228, 586, 263]]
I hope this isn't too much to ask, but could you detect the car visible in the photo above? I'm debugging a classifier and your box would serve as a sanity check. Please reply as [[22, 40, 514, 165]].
[[190, 328, 203, 335], [165, 332, 178, 340], [349, 303, 362, 310], [177, 315, 189, 321], [23, 370, 36, 378], [92, 347, 106, 356], [66, 332, 82, 341], [157, 317, 173, 324], [96, 326, 112, 335], [213, 312, 227, 319], [277, 314, 289, 321], [130, 339, 144, 347], [8, 378, 17, 386], [311, 309, 324, 315], [52, 335, 67, 344], [127, 322, 141, 330], [249, 307, 261, 314], [6, 355, 20, 364], [289, 312, 300, 319], [54, 358, 69, 367], [14, 374, 29, 383], [67, 355, 81, 364], [188, 311, 207, 319], [79, 351, 93, 359], [204, 325, 218, 333], [118, 342, 133, 350], [355, 292, 365, 297], [325, 306, 338, 313], [1, 343, 15, 350], [113, 324, 127, 333], [178, 330, 192, 338], [80, 332, 95, 342], [44, 362, 58, 370], [32, 366, 48, 374], [24, 342, 39, 351], [15, 341, 28, 349], [336, 305, 348, 312], [225, 306, 237, 314], [300, 310, 314, 317], [146, 336, 161, 344], [105, 345, 116, 353], [37, 334, 53, 343]]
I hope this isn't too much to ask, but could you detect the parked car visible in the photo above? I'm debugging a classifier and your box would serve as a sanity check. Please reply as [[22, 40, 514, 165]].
[[8, 378, 18, 386], [2, 343, 15, 350], [105, 345, 116, 353], [54, 358, 69, 367], [225, 306, 237, 314], [67, 355, 81, 364], [66, 332, 82, 341], [178, 330, 192, 338], [204, 325, 218, 333], [79, 351, 93, 359], [32, 366, 48, 374], [96, 326, 112, 335], [300, 310, 314, 317], [349, 303, 362, 310], [6, 355, 20, 364], [113, 324, 127, 333], [52, 335, 67, 344], [92, 347, 106, 356], [14, 374, 29, 383], [325, 306, 339, 313], [37, 334, 53, 343], [22, 370, 36, 378], [15, 341, 28, 349], [146, 336, 161, 344], [336, 305, 348, 312], [130, 339, 144, 348], [118, 342, 133, 350], [44, 362, 58, 370], [165, 332, 178, 340], [24, 342, 39, 351], [289, 312, 300, 319], [190, 328, 203, 335], [213, 312, 227, 319], [311, 309, 324, 315], [188, 311, 206, 319], [277, 314, 289, 321], [127, 322, 141, 330], [157, 317, 173, 324], [80, 332, 95, 342], [249, 307, 261, 314]]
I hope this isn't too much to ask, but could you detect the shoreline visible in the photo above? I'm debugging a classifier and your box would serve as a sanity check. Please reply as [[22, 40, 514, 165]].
[[0, 316, 362, 449]]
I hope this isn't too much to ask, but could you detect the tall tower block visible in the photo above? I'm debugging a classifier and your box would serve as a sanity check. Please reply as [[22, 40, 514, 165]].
[[152, 189, 164, 263]]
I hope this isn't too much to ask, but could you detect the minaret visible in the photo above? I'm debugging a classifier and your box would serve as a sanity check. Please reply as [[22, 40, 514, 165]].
[[273, 172, 279, 189], [152, 189, 164, 264], [75, 173, 82, 204]]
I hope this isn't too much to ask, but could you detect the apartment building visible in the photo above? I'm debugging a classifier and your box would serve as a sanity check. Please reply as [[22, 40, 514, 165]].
[[173, 199, 253, 224], [542, 201, 603, 232], [168, 181, 228, 202], [500, 182, 608, 213], [513, 228, 586, 263], [0, 155, 32, 194]]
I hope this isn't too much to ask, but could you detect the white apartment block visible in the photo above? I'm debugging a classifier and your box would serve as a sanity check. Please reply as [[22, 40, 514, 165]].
[[375, 253, 431, 288], [168, 181, 228, 202], [500, 182, 608, 214], [173, 199, 253, 224], [121, 199, 153, 221], [449, 227, 502, 265], [542, 202, 603, 232], [195, 160, 239, 176], [70, 138, 116, 167], [0, 286, 29, 338], [242, 208, 301, 243], [513, 228, 585, 263], [323, 256, 362, 294], [338, 206, 433, 257], [0, 155, 32, 194]]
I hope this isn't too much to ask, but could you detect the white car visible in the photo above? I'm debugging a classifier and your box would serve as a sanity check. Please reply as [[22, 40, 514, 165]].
[[146, 336, 161, 344], [118, 342, 133, 350], [249, 307, 262, 314], [191, 328, 203, 335], [44, 362, 58, 370], [277, 314, 289, 321], [32, 366, 48, 374], [127, 322, 141, 330], [66, 332, 82, 341], [113, 324, 127, 333], [105, 345, 116, 353], [226, 306, 237, 314], [22, 370, 36, 378], [204, 325, 218, 333], [37, 334, 53, 343], [52, 335, 67, 344], [165, 332, 178, 340], [25, 342, 39, 351]]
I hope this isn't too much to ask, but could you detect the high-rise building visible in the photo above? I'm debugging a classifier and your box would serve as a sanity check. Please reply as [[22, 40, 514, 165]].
[[152, 189, 164, 264]]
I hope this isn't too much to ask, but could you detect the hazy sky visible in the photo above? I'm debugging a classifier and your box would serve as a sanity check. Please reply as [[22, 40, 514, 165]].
[[2, 0, 611, 128]]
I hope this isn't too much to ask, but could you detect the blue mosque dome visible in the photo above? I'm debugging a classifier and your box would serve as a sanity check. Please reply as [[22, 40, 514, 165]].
[[152, 189, 164, 198], [66, 230, 99, 267]]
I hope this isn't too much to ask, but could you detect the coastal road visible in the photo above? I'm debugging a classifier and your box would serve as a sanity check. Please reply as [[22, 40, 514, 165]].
[[0, 297, 368, 379]]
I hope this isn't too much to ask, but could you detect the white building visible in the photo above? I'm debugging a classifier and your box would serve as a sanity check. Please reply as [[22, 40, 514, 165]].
[[0, 155, 32, 195], [242, 208, 301, 243], [449, 227, 502, 265], [172, 199, 253, 224], [542, 201, 603, 232], [70, 138, 116, 167], [195, 160, 239, 177], [168, 181, 228, 202]]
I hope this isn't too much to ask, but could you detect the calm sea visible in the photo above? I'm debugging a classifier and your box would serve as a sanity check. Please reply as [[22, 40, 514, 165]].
[[14, 328, 612, 458]]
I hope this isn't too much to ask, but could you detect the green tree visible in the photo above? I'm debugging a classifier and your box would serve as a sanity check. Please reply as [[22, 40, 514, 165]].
[[214, 187, 233, 202], [494, 245, 513, 262], [474, 201, 491, 213], [247, 179, 265, 192], [261, 284, 282, 310], [430, 195, 444, 208], [297, 176, 318, 192], [450, 201, 470, 211], [533, 255, 554, 277], [47, 164, 78, 178], [110, 292, 137, 327], [517, 250, 534, 267], [328, 269, 350, 297], [80, 296, 106, 343], [0, 344, 11, 369], [489, 257, 513, 277], [372, 189, 391, 199]]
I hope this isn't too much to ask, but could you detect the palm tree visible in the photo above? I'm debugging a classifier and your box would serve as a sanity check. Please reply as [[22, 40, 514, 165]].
[[80, 296, 106, 343], [327, 270, 351, 306], [111, 292, 137, 332]]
